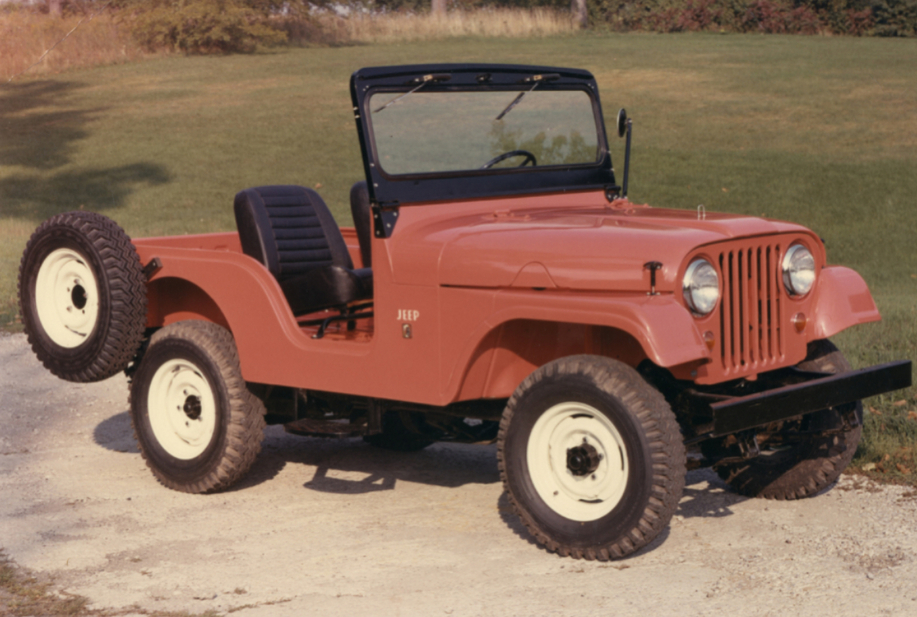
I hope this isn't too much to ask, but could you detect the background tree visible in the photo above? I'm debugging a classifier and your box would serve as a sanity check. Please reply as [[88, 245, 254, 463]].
[[571, 0, 587, 26]]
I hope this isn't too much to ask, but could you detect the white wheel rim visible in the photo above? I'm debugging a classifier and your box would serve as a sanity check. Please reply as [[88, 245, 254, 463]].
[[34, 248, 100, 348], [147, 359, 217, 460], [526, 402, 629, 522]]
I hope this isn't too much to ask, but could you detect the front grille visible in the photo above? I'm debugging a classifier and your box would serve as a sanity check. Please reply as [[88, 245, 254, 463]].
[[717, 242, 786, 375]]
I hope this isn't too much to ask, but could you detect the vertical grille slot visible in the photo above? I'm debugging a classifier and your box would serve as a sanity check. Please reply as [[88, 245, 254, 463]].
[[717, 242, 784, 374]]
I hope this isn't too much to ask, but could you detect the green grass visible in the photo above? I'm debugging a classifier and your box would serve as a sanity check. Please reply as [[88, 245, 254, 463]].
[[1, 34, 915, 481], [0, 547, 238, 616], [0, 550, 90, 616]]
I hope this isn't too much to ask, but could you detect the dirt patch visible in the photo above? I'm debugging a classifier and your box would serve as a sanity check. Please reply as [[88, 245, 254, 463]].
[[2, 331, 917, 616]]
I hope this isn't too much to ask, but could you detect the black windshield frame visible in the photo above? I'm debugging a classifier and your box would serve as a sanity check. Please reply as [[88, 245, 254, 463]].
[[350, 64, 617, 207]]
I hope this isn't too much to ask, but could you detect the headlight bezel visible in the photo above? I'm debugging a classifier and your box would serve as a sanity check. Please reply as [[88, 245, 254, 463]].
[[782, 243, 816, 298], [682, 258, 720, 317]]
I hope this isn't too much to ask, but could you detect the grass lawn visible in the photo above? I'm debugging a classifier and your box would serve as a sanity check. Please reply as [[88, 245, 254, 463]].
[[1, 33, 915, 480]]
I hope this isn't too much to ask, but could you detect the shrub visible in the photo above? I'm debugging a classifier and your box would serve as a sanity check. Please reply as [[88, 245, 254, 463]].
[[677, 0, 725, 31], [870, 0, 917, 35], [116, 0, 287, 53], [739, 0, 821, 33], [587, 0, 915, 36]]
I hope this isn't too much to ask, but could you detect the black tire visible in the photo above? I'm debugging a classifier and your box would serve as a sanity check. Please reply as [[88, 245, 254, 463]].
[[129, 321, 266, 493], [715, 340, 862, 500], [498, 355, 685, 560], [363, 411, 436, 452], [18, 211, 147, 382]]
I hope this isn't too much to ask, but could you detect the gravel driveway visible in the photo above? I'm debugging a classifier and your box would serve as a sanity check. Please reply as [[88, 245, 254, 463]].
[[2, 332, 916, 617]]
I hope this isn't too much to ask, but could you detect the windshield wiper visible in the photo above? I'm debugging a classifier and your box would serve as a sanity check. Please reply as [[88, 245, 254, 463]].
[[494, 73, 560, 121], [373, 73, 451, 114]]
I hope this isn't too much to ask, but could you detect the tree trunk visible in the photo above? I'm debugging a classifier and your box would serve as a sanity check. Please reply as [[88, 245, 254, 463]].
[[48, 0, 63, 17], [432, 0, 447, 17], [571, 0, 588, 29]]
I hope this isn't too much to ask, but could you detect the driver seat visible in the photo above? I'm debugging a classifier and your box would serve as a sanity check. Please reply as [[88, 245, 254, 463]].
[[234, 185, 372, 317]]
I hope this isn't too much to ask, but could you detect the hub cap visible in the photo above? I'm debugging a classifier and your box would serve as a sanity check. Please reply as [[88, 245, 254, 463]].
[[35, 248, 100, 348], [566, 441, 602, 476], [526, 402, 629, 522], [148, 359, 216, 460]]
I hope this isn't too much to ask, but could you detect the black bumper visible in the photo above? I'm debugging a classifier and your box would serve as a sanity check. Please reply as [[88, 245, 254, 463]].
[[689, 360, 912, 442]]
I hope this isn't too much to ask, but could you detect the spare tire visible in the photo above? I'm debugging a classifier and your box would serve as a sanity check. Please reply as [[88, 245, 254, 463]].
[[18, 211, 148, 382]]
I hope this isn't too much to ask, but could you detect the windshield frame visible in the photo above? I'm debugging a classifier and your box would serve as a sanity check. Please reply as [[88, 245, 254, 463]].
[[350, 64, 617, 208]]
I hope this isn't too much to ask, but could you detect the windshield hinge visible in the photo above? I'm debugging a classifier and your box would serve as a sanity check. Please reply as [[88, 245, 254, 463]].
[[604, 185, 622, 202], [372, 201, 400, 238]]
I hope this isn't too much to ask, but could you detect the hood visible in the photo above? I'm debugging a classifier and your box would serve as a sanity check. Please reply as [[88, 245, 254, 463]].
[[426, 205, 811, 293]]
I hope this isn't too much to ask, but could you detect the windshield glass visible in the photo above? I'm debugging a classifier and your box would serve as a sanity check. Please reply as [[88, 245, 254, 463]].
[[368, 89, 600, 176]]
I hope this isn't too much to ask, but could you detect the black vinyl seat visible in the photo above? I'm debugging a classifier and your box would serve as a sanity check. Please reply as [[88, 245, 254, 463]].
[[234, 185, 372, 317]]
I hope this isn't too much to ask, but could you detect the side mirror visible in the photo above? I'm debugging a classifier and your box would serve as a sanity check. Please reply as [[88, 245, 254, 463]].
[[616, 108, 628, 138]]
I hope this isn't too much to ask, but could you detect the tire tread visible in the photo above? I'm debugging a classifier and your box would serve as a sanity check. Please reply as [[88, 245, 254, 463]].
[[18, 211, 147, 382], [498, 355, 685, 561], [130, 321, 266, 494], [715, 340, 861, 501]]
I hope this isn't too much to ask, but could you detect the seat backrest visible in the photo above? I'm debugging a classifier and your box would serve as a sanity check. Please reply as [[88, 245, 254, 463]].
[[349, 181, 372, 268], [234, 185, 353, 282]]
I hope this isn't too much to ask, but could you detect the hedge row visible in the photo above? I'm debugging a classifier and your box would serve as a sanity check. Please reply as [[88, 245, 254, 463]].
[[589, 0, 916, 36], [36, 0, 917, 55]]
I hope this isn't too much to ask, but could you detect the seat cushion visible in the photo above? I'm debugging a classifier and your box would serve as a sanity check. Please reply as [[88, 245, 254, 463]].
[[280, 266, 373, 316]]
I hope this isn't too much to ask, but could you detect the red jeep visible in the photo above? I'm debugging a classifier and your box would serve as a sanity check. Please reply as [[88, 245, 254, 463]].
[[18, 64, 911, 561]]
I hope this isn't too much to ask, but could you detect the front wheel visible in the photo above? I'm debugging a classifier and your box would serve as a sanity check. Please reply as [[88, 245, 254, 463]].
[[498, 355, 685, 560], [130, 321, 265, 493], [715, 340, 862, 500]]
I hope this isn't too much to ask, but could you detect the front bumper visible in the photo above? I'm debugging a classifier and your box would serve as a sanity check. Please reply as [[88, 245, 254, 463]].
[[686, 360, 912, 443]]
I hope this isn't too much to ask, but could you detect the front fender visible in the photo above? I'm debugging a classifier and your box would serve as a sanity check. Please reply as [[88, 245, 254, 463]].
[[490, 291, 710, 367], [810, 266, 881, 340], [444, 289, 711, 401]]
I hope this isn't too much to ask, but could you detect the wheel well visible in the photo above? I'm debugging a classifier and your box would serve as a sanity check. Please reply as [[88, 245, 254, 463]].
[[146, 277, 230, 331], [458, 319, 648, 400]]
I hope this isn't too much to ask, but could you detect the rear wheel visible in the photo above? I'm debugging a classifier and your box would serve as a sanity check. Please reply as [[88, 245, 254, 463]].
[[130, 321, 265, 493], [18, 211, 147, 382], [498, 355, 685, 560], [715, 340, 862, 500]]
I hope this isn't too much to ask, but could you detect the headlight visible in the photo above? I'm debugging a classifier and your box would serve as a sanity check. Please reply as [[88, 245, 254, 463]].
[[782, 244, 815, 296], [683, 259, 719, 316]]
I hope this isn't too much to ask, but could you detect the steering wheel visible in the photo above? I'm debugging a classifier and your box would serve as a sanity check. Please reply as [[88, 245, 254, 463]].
[[480, 150, 537, 170]]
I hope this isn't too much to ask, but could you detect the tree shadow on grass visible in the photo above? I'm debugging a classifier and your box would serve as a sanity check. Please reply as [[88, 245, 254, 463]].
[[0, 79, 171, 220], [0, 80, 96, 171], [0, 164, 171, 220]]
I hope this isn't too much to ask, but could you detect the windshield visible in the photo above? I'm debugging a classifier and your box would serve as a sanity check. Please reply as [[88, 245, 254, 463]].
[[368, 89, 600, 176]]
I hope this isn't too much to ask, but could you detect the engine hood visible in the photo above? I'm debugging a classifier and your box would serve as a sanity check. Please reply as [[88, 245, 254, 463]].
[[425, 204, 813, 293]]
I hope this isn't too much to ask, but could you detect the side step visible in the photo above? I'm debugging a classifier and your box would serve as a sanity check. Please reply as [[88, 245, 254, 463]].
[[284, 418, 366, 438]]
